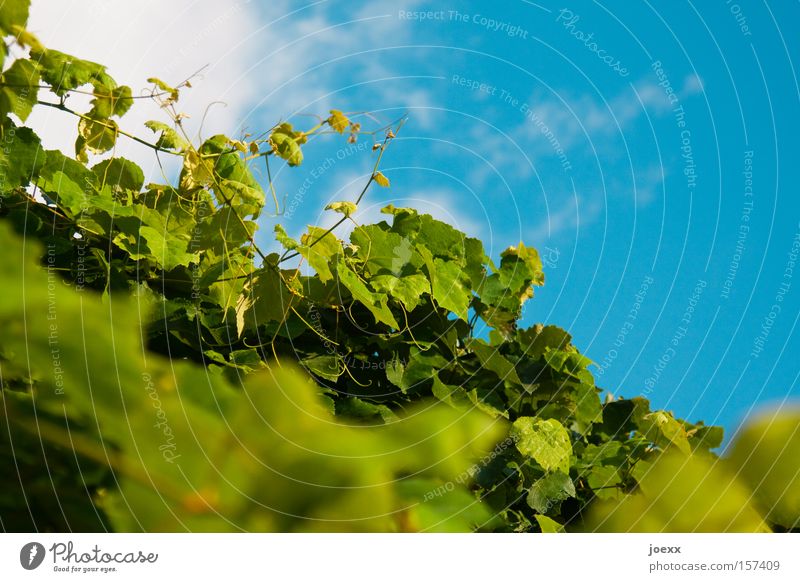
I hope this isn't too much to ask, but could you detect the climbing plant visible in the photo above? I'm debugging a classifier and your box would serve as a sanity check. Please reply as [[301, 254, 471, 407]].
[[1, 0, 798, 532]]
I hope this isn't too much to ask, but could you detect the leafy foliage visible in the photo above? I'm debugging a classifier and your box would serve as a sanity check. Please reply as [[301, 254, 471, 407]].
[[1, 0, 798, 533]]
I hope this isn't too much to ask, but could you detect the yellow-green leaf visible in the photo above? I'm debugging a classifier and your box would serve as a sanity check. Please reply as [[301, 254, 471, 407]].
[[327, 109, 349, 133], [325, 201, 357, 217], [373, 171, 390, 187]]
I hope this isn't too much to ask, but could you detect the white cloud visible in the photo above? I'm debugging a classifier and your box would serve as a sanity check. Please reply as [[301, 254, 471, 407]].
[[681, 73, 704, 96], [528, 193, 602, 243], [25, 0, 262, 177]]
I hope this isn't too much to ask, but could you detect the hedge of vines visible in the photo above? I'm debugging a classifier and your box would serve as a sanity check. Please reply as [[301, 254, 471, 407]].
[[1, 0, 798, 532]]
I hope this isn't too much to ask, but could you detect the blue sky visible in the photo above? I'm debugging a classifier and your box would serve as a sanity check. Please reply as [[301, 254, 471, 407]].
[[29, 1, 800, 442]]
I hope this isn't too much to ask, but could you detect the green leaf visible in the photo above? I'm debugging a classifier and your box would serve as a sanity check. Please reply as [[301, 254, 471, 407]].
[[196, 207, 257, 255], [179, 148, 214, 190], [466, 387, 509, 419], [416, 245, 470, 320], [510, 417, 572, 473], [502, 242, 544, 286], [139, 225, 196, 271], [350, 225, 416, 276], [527, 471, 575, 513], [327, 109, 349, 133], [36, 149, 97, 215], [147, 77, 179, 103], [299, 226, 341, 283], [427, 255, 471, 321], [325, 200, 357, 217], [144, 120, 188, 151], [468, 339, 522, 387], [728, 411, 800, 529], [198, 135, 265, 216], [687, 424, 724, 452], [0, 123, 44, 189], [336, 259, 398, 329], [385, 347, 448, 395], [373, 171, 389, 187], [235, 265, 295, 335], [431, 374, 468, 408], [634, 403, 692, 455], [220, 179, 264, 217], [570, 382, 603, 431], [369, 273, 430, 312], [517, 324, 572, 360], [396, 478, 499, 532], [0, 58, 39, 121], [0, 0, 30, 35], [543, 348, 595, 385], [302, 354, 341, 382], [76, 116, 118, 158], [587, 465, 623, 500], [91, 85, 133, 118], [92, 157, 144, 192], [589, 452, 769, 532], [335, 397, 397, 424], [269, 122, 304, 166], [274, 224, 299, 250], [31, 48, 113, 96], [228, 349, 266, 374], [535, 514, 565, 533]]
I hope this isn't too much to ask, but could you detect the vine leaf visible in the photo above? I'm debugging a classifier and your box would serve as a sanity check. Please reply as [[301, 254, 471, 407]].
[[147, 77, 179, 104], [91, 85, 133, 118], [274, 224, 299, 251], [527, 471, 576, 513], [0, 58, 39, 121], [92, 157, 144, 192], [0, 123, 43, 188], [373, 171, 390, 187], [510, 417, 572, 474], [325, 201, 357, 217], [0, 0, 30, 35], [728, 411, 800, 528], [336, 259, 398, 328], [299, 226, 341, 283], [327, 109, 349, 133], [31, 48, 114, 96], [144, 120, 188, 151], [235, 264, 295, 336], [269, 122, 305, 166], [76, 116, 118, 160]]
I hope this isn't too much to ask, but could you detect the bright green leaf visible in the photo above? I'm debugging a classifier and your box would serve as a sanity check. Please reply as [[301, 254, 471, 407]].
[[373, 171, 390, 187], [0, 58, 39, 122], [511, 417, 572, 473]]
